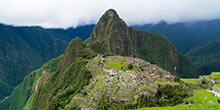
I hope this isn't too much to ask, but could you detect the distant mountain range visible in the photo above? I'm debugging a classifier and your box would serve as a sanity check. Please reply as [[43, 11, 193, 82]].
[[134, 19, 220, 75], [0, 24, 94, 100]]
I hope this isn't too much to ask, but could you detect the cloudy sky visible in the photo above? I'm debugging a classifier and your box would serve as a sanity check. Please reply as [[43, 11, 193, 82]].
[[0, 0, 220, 28]]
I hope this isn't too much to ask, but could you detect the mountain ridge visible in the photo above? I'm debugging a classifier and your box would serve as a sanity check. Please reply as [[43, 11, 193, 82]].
[[134, 19, 220, 75]]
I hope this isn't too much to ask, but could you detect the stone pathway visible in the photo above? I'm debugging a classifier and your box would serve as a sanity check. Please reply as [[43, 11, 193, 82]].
[[207, 89, 220, 98]]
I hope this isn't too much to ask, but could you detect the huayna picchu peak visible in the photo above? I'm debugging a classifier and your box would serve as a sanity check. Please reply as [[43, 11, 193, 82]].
[[86, 9, 197, 77], [0, 9, 200, 110], [101, 9, 121, 21]]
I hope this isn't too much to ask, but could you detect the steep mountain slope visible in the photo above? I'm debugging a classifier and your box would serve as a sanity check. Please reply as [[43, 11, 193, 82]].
[[187, 40, 220, 74], [0, 24, 94, 100], [0, 56, 62, 110], [86, 9, 197, 77], [0, 24, 68, 100], [134, 21, 193, 53], [134, 19, 220, 75], [30, 38, 96, 110]]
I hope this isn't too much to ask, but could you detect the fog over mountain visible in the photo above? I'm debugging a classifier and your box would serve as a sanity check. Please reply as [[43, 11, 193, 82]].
[[0, 0, 220, 28]]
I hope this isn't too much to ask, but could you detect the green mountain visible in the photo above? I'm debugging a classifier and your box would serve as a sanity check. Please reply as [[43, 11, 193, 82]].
[[0, 24, 94, 101], [134, 21, 192, 53], [187, 40, 220, 75], [134, 19, 220, 75], [0, 9, 198, 110], [86, 9, 197, 77]]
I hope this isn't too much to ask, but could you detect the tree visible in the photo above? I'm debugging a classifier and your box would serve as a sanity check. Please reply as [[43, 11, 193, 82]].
[[128, 64, 133, 69]]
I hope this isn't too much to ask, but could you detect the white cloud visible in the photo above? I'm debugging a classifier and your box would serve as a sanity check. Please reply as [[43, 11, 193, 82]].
[[0, 0, 220, 28]]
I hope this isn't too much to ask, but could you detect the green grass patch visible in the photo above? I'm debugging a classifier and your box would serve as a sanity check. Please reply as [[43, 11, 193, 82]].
[[200, 75, 212, 80], [212, 72, 220, 80], [137, 85, 156, 94], [75, 93, 84, 97], [138, 104, 220, 110], [132, 66, 139, 71], [188, 89, 219, 104], [113, 58, 124, 64], [113, 58, 130, 67], [181, 78, 200, 85], [106, 61, 128, 71], [214, 84, 220, 88], [157, 81, 180, 85]]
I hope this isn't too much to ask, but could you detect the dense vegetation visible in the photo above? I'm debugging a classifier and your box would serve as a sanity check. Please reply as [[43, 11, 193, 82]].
[[0, 38, 96, 110], [187, 40, 220, 75], [134, 19, 220, 75], [32, 58, 92, 110], [95, 85, 191, 110], [0, 24, 94, 100], [32, 38, 96, 110], [136, 85, 191, 108], [0, 56, 61, 110]]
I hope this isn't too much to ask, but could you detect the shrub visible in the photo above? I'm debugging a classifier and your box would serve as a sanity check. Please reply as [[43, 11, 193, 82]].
[[174, 75, 180, 82], [136, 85, 192, 108], [128, 64, 133, 69]]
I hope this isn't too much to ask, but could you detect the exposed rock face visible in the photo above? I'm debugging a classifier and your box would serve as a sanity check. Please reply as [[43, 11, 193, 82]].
[[67, 55, 174, 109], [86, 9, 197, 77]]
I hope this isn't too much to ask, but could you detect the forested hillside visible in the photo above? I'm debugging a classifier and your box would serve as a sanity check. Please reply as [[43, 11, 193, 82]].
[[0, 24, 94, 100], [134, 19, 220, 74]]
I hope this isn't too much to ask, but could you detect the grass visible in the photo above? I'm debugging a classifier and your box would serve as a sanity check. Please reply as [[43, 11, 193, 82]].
[[214, 84, 220, 88], [113, 58, 131, 68], [181, 78, 200, 85], [188, 89, 219, 104], [200, 75, 212, 80], [138, 104, 220, 110], [130, 66, 139, 71], [106, 61, 128, 71], [107, 58, 140, 71], [113, 58, 124, 64], [137, 85, 156, 94], [75, 93, 83, 97], [212, 72, 220, 80], [23, 92, 35, 110], [157, 81, 180, 85]]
